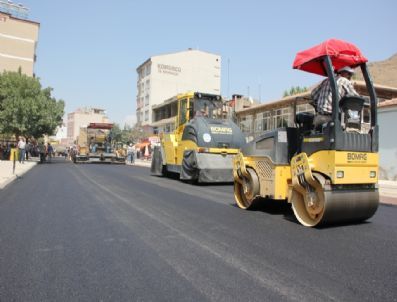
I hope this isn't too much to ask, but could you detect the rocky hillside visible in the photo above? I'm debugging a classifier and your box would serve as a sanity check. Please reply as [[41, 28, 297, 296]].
[[354, 53, 397, 87]]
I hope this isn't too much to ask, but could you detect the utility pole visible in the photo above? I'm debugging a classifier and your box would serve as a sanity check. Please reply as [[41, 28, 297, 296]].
[[227, 58, 230, 100], [259, 83, 262, 104]]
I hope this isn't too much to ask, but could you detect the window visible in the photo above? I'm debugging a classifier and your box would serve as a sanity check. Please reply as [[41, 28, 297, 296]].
[[137, 83, 141, 96], [297, 103, 315, 114], [164, 123, 175, 134], [179, 99, 188, 125], [239, 115, 253, 134], [273, 108, 290, 128], [145, 110, 149, 121], [139, 69, 144, 80], [145, 64, 151, 76], [145, 80, 150, 92], [145, 95, 149, 106], [255, 111, 272, 135]]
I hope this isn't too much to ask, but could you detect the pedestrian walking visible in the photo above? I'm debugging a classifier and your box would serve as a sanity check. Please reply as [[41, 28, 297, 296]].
[[47, 143, 54, 162]]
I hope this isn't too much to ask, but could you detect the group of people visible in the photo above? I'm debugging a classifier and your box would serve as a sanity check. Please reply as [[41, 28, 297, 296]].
[[37, 141, 54, 163], [126, 143, 153, 164], [15, 137, 54, 164]]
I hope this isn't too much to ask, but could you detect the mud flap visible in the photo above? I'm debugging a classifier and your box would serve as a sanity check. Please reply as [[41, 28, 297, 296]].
[[180, 150, 199, 180], [180, 150, 235, 183], [150, 146, 165, 176]]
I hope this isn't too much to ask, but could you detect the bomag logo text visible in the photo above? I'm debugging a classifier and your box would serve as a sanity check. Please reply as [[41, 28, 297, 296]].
[[210, 126, 233, 134], [347, 153, 367, 162]]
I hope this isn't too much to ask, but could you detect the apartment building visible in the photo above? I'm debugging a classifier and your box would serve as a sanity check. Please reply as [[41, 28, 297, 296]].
[[0, 2, 39, 76], [136, 49, 221, 127], [67, 107, 110, 145]]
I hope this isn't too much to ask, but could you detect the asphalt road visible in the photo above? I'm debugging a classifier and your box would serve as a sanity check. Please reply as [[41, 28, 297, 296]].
[[0, 158, 396, 302]]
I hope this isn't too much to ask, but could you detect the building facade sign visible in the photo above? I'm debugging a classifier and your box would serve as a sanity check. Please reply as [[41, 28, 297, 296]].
[[157, 63, 181, 76]]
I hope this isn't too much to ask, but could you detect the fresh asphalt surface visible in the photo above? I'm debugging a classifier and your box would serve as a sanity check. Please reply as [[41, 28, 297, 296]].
[[0, 158, 396, 302]]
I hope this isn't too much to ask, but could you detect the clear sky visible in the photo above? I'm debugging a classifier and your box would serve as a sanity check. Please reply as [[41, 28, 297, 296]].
[[21, 0, 397, 126]]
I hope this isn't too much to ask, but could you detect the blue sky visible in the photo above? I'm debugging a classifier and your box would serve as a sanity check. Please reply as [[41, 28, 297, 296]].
[[21, 0, 397, 126]]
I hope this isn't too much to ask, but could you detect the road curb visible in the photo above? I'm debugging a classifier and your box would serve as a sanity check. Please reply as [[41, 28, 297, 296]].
[[0, 174, 17, 190]]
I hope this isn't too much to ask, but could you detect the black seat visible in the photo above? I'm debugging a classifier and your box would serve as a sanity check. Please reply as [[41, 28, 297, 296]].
[[339, 96, 365, 112], [339, 96, 365, 130], [295, 112, 315, 133], [295, 112, 315, 124]]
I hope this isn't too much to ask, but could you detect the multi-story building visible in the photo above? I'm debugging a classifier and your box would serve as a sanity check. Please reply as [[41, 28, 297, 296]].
[[0, 2, 39, 76], [136, 49, 221, 127], [67, 107, 110, 145]]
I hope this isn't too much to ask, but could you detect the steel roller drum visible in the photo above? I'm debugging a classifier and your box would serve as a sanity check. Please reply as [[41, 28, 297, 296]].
[[319, 190, 379, 225], [291, 188, 379, 227]]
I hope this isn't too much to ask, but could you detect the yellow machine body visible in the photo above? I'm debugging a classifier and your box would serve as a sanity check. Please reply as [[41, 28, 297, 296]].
[[152, 92, 246, 183], [233, 149, 379, 226], [233, 40, 380, 227]]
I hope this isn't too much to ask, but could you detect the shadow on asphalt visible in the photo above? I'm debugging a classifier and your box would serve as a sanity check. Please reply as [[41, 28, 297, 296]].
[[230, 197, 375, 229], [315, 220, 371, 229], [194, 182, 233, 187], [230, 198, 297, 223]]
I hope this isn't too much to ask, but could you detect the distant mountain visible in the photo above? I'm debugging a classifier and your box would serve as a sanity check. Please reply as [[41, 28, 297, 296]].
[[354, 53, 397, 87]]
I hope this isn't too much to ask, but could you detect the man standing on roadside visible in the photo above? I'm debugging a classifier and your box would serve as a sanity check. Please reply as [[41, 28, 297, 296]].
[[127, 143, 135, 165], [17, 137, 26, 164], [38, 142, 46, 163]]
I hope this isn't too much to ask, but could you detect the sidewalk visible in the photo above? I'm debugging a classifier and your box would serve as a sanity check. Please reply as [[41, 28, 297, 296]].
[[0, 158, 38, 189], [379, 180, 397, 206], [125, 158, 151, 168]]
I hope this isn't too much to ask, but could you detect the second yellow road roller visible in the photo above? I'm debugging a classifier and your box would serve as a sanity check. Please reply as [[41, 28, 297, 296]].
[[233, 39, 379, 227]]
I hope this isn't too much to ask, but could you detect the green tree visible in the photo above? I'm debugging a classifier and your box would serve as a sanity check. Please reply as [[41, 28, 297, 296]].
[[0, 70, 65, 139], [129, 122, 152, 142], [110, 123, 123, 142], [283, 86, 308, 97]]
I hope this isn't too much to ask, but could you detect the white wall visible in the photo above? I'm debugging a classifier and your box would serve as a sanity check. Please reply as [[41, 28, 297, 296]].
[[137, 50, 221, 125], [378, 106, 397, 180], [67, 111, 109, 144]]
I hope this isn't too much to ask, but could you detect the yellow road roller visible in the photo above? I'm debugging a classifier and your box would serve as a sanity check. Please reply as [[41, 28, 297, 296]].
[[233, 39, 379, 227], [151, 92, 246, 183]]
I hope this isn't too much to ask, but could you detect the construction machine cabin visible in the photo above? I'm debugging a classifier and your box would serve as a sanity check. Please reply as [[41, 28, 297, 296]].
[[151, 92, 246, 182]]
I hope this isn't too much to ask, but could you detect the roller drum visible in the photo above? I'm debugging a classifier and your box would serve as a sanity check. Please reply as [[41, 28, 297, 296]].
[[320, 189, 379, 225]]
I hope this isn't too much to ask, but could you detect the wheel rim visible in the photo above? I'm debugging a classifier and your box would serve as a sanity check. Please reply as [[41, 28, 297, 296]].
[[234, 168, 259, 210], [291, 186, 325, 227]]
